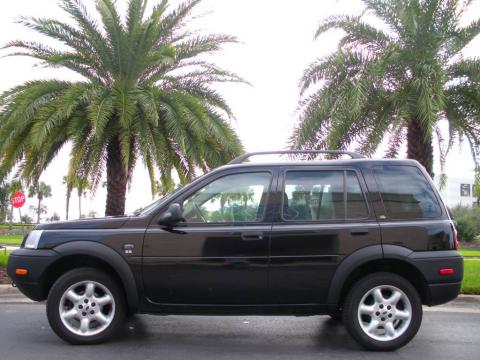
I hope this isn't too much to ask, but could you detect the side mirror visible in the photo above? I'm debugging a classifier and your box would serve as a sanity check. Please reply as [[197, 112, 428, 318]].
[[158, 203, 184, 227]]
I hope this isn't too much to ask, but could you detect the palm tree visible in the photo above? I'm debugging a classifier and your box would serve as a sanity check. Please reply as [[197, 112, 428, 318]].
[[0, 182, 10, 224], [0, 0, 244, 216], [62, 176, 72, 220], [154, 176, 176, 197], [6, 180, 22, 230], [76, 177, 90, 218], [28, 182, 52, 223], [291, 0, 480, 177]]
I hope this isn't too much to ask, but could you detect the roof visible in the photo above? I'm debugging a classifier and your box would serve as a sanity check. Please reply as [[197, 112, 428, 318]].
[[216, 158, 421, 171]]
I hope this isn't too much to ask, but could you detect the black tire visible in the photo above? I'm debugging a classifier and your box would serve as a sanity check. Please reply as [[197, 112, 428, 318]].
[[342, 272, 422, 351], [46, 267, 126, 345]]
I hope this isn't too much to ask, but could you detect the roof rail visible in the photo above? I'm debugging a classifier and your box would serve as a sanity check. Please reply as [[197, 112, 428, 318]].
[[228, 150, 366, 164]]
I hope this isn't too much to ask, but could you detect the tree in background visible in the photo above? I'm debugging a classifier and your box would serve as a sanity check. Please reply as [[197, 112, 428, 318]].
[[21, 213, 34, 224], [291, 0, 480, 176], [0, 0, 244, 216], [62, 176, 72, 220], [28, 182, 52, 223], [76, 178, 90, 219], [0, 182, 9, 223], [63, 176, 91, 219], [474, 166, 480, 206], [6, 180, 22, 230], [48, 212, 61, 222], [29, 204, 48, 222]]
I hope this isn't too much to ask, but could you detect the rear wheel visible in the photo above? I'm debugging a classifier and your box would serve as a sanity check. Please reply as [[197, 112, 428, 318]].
[[342, 272, 422, 351], [46, 267, 126, 344]]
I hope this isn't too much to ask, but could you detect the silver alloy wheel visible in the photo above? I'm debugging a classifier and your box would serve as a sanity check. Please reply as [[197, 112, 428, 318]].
[[357, 285, 412, 342], [59, 280, 115, 336]]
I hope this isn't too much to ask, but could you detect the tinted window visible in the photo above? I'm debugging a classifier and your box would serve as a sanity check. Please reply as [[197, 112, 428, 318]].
[[182, 172, 271, 223], [374, 165, 442, 219], [346, 171, 369, 218], [283, 170, 368, 221]]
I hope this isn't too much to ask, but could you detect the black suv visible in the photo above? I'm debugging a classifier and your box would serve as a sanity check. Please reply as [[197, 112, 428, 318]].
[[7, 150, 463, 350]]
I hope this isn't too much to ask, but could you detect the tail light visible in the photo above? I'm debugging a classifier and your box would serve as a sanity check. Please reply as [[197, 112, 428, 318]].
[[439, 268, 454, 276], [451, 222, 459, 250]]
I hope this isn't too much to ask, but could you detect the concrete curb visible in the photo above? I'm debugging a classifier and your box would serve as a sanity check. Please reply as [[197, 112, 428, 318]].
[[0, 284, 18, 295], [0, 285, 35, 304], [0, 245, 20, 251]]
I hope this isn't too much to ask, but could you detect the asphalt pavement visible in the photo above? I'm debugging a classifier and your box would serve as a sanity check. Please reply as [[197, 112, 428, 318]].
[[0, 302, 479, 360]]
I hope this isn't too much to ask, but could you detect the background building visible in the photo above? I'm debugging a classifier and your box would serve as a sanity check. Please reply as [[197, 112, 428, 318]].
[[438, 173, 478, 208]]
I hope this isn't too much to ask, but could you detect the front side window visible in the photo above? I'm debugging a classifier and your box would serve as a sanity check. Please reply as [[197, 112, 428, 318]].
[[283, 170, 368, 221], [182, 172, 271, 223], [373, 165, 442, 219]]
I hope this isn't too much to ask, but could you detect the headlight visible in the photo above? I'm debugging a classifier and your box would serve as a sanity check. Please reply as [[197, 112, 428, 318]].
[[24, 230, 43, 249]]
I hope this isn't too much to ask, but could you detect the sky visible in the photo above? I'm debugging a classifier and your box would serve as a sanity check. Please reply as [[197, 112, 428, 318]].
[[0, 0, 479, 221]]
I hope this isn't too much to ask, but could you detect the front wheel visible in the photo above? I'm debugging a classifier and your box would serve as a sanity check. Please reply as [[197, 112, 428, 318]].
[[46, 267, 126, 344], [342, 272, 422, 351]]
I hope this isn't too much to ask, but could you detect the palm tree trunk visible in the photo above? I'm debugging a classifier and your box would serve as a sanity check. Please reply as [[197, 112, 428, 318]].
[[65, 194, 70, 220], [105, 136, 128, 216], [8, 205, 13, 231], [37, 198, 41, 223], [407, 119, 434, 177], [78, 195, 82, 219]]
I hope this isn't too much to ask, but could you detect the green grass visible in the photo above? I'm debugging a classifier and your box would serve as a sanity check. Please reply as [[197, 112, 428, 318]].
[[0, 235, 24, 245], [0, 251, 12, 267], [461, 259, 480, 294], [0, 224, 34, 229], [459, 249, 480, 257]]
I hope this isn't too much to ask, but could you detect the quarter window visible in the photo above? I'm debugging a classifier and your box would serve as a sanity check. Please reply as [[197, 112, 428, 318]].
[[283, 170, 368, 221], [373, 165, 442, 219], [182, 172, 271, 223]]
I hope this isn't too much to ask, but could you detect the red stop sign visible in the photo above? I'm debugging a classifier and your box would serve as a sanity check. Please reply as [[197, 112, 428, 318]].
[[11, 191, 26, 208]]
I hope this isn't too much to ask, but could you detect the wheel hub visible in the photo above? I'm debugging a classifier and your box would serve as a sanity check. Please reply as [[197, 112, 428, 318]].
[[357, 285, 412, 342], [59, 280, 115, 337]]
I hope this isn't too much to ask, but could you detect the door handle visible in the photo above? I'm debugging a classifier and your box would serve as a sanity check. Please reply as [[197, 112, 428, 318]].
[[350, 228, 369, 236], [241, 232, 264, 241]]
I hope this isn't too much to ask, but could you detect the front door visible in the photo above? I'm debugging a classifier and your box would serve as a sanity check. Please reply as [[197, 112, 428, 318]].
[[143, 170, 274, 305], [269, 167, 382, 304]]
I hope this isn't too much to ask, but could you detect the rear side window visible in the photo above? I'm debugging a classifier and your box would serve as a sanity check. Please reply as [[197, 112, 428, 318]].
[[373, 165, 442, 219], [283, 170, 368, 221]]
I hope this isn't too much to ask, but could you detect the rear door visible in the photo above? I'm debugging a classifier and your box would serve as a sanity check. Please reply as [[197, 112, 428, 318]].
[[269, 166, 381, 304]]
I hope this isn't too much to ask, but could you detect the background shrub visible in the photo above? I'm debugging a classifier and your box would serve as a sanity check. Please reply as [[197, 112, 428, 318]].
[[451, 205, 480, 242]]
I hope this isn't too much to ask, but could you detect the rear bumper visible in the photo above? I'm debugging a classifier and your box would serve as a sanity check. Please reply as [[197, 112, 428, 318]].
[[409, 250, 463, 306], [426, 281, 462, 306], [6, 248, 59, 301]]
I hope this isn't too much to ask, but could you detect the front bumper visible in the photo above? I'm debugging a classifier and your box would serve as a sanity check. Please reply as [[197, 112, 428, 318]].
[[7, 248, 59, 301]]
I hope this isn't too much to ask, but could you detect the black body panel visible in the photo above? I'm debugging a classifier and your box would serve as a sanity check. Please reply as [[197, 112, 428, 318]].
[[143, 225, 270, 304], [35, 216, 130, 230]]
